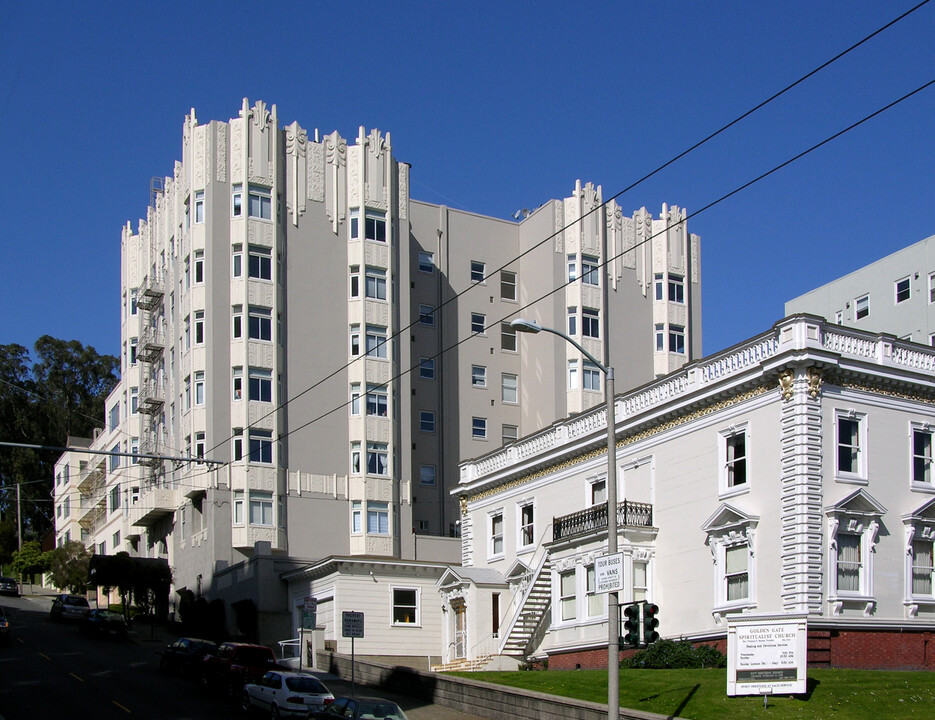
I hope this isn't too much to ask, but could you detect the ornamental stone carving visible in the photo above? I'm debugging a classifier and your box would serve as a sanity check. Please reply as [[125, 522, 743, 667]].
[[779, 370, 795, 401], [216, 123, 228, 183], [807, 367, 823, 398], [308, 141, 324, 202]]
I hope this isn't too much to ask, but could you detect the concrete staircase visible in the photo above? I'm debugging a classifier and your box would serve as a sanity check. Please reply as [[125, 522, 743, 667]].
[[431, 655, 494, 673], [500, 561, 551, 658]]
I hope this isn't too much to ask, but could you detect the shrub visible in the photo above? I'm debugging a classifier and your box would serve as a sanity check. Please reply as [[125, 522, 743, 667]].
[[626, 640, 726, 669]]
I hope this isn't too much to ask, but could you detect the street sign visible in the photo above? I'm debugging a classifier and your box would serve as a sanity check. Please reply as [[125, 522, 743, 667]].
[[594, 552, 624, 593], [342, 610, 364, 638]]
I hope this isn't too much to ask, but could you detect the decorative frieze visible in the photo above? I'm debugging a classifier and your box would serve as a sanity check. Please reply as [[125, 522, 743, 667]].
[[216, 123, 228, 183], [308, 141, 324, 203], [285, 121, 307, 227], [398, 162, 409, 220]]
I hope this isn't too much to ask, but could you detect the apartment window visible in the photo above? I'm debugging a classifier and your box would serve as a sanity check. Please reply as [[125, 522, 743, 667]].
[[836, 534, 861, 593], [835, 310, 843, 324], [419, 411, 435, 433], [109, 484, 121, 512], [366, 385, 388, 417], [590, 478, 606, 505], [248, 185, 272, 220], [655, 324, 665, 352], [669, 325, 686, 354], [501, 322, 516, 351], [130, 387, 138, 414], [418, 251, 434, 273], [232, 306, 243, 339], [248, 246, 272, 280], [501, 270, 517, 301], [233, 491, 244, 524], [490, 512, 504, 556], [721, 427, 748, 493], [470, 260, 485, 283], [366, 269, 387, 300], [367, 501, 390, 534], [365, 210, 387, 242], [586, 566, 604, 616], [350, 325, 361, 356], [349, 265, 360, 298], [567, 254, 577, 282], [913, 427, 933, 485], [582, 363, 601, 391], [193, 250, 204, 284], [725, 545, 749, 601], [419, 357, 435, 380], [129, 337, 138, 366], [194, 432, 205, 460], [365, 326, 387, 358], [232, 184, 243, 217], [350, 383, 361, 415], [896, 277, 911, 304], [184, 256, 191, 290], [249, 491, 273, 526], [194, 310, 204, 345], [129, 287, 138, 316], [232, 367, 243, 400], [109, 403, 120, 432], [184, 376, 191, 410], [194, 371, 205, 406], [581, 255, 599, 286], [582, 308, 599, 338], [502, 373, 518, 404], [232, 430, 242, 462], [666, 273, 684, 303], [654, 273, 664, 300], [418, 304, 435, 326], [837, 413, 864, 477], [249, 429, 273, 464], [855, 294, 869, 320], [471, 365, 487, 387], [519, 503, 534, 547], [393, 588, 418, 625], [911, 539, 934, 596], [560, 570, 576, 621], [420, 465, 436, 485], [248, 307, 272, 341], [112, 531, 121, 550], [249, 368, 272, 402], [502, 424, 518, 444], [351, 501, 361, 533], [930, 273, 935, 303], [350, 442, 361, 474], [568, 360, 578, 389], [633, 561, 648, 602], [567, 307, 577, 336], [184, 315, 191, 350], [471, 312, 486, 334], [367, 442, 388, 475], [232, 244, 243, 277], [472, 417, 487, 439]]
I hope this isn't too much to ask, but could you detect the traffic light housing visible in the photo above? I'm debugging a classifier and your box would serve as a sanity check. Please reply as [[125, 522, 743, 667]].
[[642, 602, 660, 644], [623, 603, 641, 647]]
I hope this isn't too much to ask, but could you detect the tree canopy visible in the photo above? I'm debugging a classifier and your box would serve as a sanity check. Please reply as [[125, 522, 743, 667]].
[[46, 540, 92, 594], [0, 337, 118, 560]]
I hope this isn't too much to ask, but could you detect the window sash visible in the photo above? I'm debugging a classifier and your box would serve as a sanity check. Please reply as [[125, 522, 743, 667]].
[[725, 546, 748, 601], [912, 540, 934, 595], [913, 430, 932, 483], [393, 589, 417, 624], [560, 571, 576, 621], [836, 534, 861, 592], [838, 418, 860, 474]]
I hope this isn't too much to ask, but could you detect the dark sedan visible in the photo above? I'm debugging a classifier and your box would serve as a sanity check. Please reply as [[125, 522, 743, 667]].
[[160, 637, 218, 677], [308, 696, 409, 719], [0, 577, 18, 597], [80, 609, 128, 639]]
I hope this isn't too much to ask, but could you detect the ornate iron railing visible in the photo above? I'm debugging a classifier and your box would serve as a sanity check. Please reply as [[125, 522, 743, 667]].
[[553, 500, 653, 541]]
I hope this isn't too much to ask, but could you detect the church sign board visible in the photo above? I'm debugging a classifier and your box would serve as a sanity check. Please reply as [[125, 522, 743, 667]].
[[727, 614, 807, 697]]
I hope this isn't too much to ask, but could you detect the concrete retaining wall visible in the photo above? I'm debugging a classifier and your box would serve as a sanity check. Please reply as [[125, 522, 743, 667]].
[[318, 651, 684, 720]]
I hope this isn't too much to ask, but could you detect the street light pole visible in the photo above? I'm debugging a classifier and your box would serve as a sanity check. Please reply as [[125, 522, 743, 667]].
[[510, 319, 619, 720]]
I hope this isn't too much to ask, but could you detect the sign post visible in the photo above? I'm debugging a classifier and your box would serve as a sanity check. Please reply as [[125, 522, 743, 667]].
[[300, 597, 318, 672], [727, 614, 807, 697], [342, 611, 365, 698]]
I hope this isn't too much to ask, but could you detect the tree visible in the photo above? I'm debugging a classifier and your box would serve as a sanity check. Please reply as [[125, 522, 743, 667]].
[[45, 540, 91, 594], [11, 540, 47, 585], [0, 337, 118, 559]]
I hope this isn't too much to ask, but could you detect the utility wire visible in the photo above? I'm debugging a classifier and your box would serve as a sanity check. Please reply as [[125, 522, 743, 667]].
[[204, 0, 931, 459]]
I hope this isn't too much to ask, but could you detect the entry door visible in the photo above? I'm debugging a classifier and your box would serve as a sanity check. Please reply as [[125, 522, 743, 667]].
[[454, 605, 466, 659]]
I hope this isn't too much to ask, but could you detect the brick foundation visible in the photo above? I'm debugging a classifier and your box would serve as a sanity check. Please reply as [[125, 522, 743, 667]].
[[546, 628, 935, 671]]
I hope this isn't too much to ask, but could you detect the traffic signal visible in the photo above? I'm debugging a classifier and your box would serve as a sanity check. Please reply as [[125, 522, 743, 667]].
[[623, 603, 641, 647], [642, 602, 660, 644]]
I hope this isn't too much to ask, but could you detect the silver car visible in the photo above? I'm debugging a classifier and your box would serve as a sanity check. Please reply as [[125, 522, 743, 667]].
[[242, 670, 334, 718], [49, 594, 91, 622]]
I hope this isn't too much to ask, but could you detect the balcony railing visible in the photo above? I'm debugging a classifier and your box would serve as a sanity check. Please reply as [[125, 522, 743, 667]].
[[553, 500, 653, 542]]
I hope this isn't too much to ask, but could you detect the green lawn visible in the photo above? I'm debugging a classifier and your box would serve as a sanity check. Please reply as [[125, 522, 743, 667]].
[[448, 668, 935, 720]]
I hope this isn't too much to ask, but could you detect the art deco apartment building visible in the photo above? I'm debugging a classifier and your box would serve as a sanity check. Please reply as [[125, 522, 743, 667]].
[[53, 99, 701, 627]]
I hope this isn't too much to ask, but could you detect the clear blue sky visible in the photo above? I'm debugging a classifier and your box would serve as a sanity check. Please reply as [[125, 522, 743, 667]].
[[2, 1, 934, 360]]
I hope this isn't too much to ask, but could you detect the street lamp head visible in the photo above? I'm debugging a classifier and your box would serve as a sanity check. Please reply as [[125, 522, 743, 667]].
[[510, 318, 542, 334]]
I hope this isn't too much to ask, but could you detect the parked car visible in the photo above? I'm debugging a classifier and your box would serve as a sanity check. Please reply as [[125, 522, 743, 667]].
[[49, 594, 91, 622], [201, 641, 281, 696], [242, 670, 334, 718], [308, 696, 410, 719], [0, 577, 18, 597], [80, 609, 128, 639], [0, 605, 9, 643], [160, 637, 219, 677]]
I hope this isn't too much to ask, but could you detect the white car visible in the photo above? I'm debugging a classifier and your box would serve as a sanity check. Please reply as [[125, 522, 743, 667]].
[[242, 670, 334, 718]]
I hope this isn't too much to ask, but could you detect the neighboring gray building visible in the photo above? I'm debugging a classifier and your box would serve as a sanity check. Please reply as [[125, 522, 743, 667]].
[[786, 233, 935, 345], [53, 99, 701, 644]]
